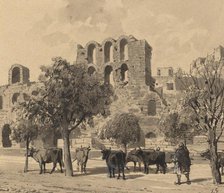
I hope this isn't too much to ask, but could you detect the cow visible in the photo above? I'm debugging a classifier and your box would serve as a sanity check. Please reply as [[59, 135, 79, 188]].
[[135, 148, 167, 174], [126, 148, 142, 172], [27, 147, 64, 174], [173, 143, 191, 185], [200, 149, 224, 175], [101, 148, 126, 180], [72, 146, 91, 174]]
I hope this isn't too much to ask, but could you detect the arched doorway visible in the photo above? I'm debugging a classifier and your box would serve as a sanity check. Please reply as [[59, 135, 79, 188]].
[[87, 44, 97, 64], [2, 124, 12, 147], [104, 41, 113, 63], [104, 65, 114, 86], [88, 66, 96, 76], [120, 63, 128, 83], [145, 132, 157, 139], [120, 39, 128, 61], [12, 93, 20, 104]]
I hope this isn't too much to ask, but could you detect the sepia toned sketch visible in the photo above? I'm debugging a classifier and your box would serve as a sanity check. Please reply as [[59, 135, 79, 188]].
[[0, 0, 224, 192]]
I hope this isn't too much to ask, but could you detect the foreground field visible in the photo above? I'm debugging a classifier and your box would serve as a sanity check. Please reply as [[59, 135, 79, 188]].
[[0, 154, 224, 193]]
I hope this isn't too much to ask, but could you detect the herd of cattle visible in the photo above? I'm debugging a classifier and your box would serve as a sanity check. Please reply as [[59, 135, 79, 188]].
[[26, 145, 224, 185]]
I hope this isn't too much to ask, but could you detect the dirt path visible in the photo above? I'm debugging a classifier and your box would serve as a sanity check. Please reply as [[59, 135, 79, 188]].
[[0, 155, 223, 193]]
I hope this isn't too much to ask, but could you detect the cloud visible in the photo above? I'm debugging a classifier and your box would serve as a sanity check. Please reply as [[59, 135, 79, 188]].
[[0, 0, 224, 86]]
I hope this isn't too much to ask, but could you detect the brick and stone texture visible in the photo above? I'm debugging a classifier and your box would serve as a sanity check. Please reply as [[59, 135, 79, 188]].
[[0, 35, 169, 149], [0, 64, 55, 148], [77, 35, 168, 148]]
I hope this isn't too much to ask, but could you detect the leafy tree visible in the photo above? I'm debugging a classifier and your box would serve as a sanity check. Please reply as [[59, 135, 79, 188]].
[[99, 113, 141, 154], [177, 59, 224, 184], [34, 57, 114, 176], [159, 107, 200, 145], [11, 103, 38, 173]]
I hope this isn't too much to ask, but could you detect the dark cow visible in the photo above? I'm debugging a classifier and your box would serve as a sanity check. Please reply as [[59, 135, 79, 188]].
[[173, 143, 191, 185], [126, 148, 142, 172], [72, 146, 91, 174], [200, 149, 224, 175], [135, 148, 167, 174], [27, 147, 63, 174], [101, 149, 126, 180]]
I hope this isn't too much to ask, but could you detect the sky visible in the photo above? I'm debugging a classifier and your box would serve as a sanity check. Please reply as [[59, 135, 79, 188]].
[[0, 0, 224, 85]]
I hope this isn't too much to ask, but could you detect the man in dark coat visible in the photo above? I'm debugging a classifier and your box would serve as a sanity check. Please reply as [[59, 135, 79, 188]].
[[173, 142, 191, 185]]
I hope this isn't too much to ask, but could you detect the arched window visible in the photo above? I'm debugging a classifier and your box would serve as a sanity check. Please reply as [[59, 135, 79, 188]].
[[23, 93, 30, 101], [12, 93, 20, 104], [88, 66, 96, 76], [0, 96, 3, 109], [88, 44, 97, 64], [148, 100, 156, 116], [2, 124, 12, 147], [12, 67, 20, 84], [120, 39, 128, 61], [120, 63, 128, 82], [104, 42, 113, 63], [32, 90, 39, 96], [145, 132, 157, 139], [168, 69, 173, 76], [104, 65, 114, 86]]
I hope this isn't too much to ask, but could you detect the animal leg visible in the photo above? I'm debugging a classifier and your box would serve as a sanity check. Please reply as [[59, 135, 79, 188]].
[[143, 162, 147, 174], [77, 161, 80, 172], [117, 166, 121, 179], [138, 161, 141, 171], [81, 163, 83, 173], [161, 163, 166, 174], [112, 168, 115, 178], [43, 163, 46, 173], [155, 164, 159, 174], [59, 161, 63, 173], [221, 166, 223, 175], [122, 166, 126, 180], [108, 167, 112, 178], [50, 163, 57, 174], [133, 162, 136, 172], [84, 163, 87, 174]]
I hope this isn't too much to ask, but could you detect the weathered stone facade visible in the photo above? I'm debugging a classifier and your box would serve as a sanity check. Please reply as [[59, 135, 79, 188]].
[[76, 35, 168, 147], [0, 35, 169, 148], [0, 64, 55, 148]]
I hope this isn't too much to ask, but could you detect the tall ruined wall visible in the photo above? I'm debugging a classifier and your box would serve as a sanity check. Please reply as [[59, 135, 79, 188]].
[[75, 35, 167, 147], [76, 35, 152, 88]]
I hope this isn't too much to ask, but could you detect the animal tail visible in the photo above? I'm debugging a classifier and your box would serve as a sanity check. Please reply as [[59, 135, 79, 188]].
[[125, 166, 130, 170], [72, 157, 77, 163]]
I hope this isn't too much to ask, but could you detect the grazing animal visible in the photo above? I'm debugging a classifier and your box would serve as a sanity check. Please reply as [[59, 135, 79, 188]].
[[72, 146, 91, 174], [27, 147, 63, 174], [126, 148, 142, 172], [200, 149, 224, 175], [173, 143, 191, 185], [135, 148, 167, 174], [101, 149, 126, 180]]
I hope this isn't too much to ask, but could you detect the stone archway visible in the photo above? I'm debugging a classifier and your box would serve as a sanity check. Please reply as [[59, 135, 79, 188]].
[[2, 124, 12, 147], [120, 63, 128, 82], [88, 66, 96, 76], [12, 67, 20, 84], [104, 65, 114, 86], [145, 132, 157, 139]]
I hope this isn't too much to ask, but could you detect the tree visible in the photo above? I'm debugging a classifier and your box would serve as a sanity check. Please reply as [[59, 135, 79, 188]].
[[159, 107, 200, 145], [99, 113, 141, 154], [178, 59, 224, 184], [34, 57, 114, 176], [11, 102, 38, 173]]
